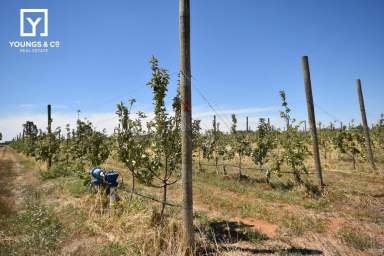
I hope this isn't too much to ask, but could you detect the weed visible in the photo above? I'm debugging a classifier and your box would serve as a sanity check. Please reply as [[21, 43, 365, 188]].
[[303, 198, 330, 210], [338, 226, 376, 251], [101, 241, 127, 256], [40, 163, 71, 180], [64, 177, 86, 197], [0, 187, 63, 255], [281, 214, 327, 235]]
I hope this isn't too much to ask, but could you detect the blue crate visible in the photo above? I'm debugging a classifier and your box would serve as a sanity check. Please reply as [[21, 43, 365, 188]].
[[105, 171, 119, 187]]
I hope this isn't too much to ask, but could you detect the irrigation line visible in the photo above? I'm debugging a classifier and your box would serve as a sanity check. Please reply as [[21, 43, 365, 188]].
[[115, 163, 315, 208], [196, 162, 316, 175], [118, 187, 182, 208]]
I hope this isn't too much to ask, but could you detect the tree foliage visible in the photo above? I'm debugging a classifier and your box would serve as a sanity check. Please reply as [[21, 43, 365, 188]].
[[251, 118, 277, 183], [278, 90, 309, 184]]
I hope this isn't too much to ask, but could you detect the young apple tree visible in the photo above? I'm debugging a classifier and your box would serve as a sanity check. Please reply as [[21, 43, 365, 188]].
[[279, 90, 309, 185], [251, 118, 277, 183], [115, 98, 149, 200], [144, 56, 182, 218], [231, 114, 251, 179]]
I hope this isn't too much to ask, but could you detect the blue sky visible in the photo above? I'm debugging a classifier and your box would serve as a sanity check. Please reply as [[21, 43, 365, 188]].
[[0, 0, 383, 140]]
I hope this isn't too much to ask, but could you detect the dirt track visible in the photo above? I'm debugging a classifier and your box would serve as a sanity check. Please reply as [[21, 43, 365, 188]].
[[0, 146, 39, 212], [0, 147, 42, 250]]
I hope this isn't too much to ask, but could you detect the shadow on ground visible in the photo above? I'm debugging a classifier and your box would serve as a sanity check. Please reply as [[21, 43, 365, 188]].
[[206, 220, 268, 244], [199, 220, 323, 255]]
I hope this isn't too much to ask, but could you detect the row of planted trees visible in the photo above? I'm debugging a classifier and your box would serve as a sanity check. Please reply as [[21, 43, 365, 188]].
[[11, 118, 111, 180], [11, 57, 184, 219], [197, 101, 383, 185], [10, 56, 384, 217]]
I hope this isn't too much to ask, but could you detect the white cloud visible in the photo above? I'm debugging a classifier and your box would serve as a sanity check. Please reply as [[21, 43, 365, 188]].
[[0, 105, 285, 141], [0, 112, 117, 141], [17, 103, 68, 111]]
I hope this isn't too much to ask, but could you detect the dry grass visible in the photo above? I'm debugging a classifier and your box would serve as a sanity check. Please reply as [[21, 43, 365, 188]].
[[1, 146, 384, 255]]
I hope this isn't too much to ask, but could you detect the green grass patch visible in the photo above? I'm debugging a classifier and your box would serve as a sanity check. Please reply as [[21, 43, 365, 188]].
[[281, 214, 327, 235], [40, 163, 72, 180], [101, 241, 127, 256], [198, 186, 279, 223], [0, 187, 63, 255], [65, 178, 86, 197], [58, 204, 89, 235], [303, 198, 330, 210], [196, 171, 329, 211], [338, 226, 376, 251]]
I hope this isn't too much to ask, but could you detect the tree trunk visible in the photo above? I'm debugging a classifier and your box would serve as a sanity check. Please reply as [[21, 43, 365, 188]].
[[109, 187, 116, 209], [265, 169, 271, 184], [223, 164, 227, 175], [352, 153, 356, 170], [160, 183, 167, 220], [293, 170, 302, 184], [129, 172, 135, 201], [215, 156, 219, 174], [238, 154, 242, 178], [198, 150, 202, 172]]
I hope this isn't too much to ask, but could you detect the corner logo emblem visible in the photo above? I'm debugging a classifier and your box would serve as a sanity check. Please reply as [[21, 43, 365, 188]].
[[20, 9, 48, 37]]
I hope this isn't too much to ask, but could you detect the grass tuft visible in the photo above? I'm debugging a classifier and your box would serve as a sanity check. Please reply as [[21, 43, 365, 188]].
[[101, 241, 127, 256], [338, 226, 376, 251]]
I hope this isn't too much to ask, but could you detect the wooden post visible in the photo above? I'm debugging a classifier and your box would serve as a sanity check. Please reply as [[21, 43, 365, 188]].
[[356, 79, 376, 169], [48, 104, 52, 133], [213, 115, 216, 133], [47, 104, 52, 169], [179, 0, 194, 250], [301, 56, 324, 188], [246, 116, 249, 132]]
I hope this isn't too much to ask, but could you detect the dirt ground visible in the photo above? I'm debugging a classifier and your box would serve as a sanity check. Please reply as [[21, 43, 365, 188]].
[[1, 146, 384, 255]]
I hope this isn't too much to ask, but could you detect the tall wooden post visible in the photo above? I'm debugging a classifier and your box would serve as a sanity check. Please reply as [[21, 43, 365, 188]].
[[246, 116, 249, 132], [48, 104, 52, 133], [179, 0, 194, 250], [302, 56, 324, 188], [356, 79, 376, 169], [47, 104, 52, 169], [213, 115, 217, 133]]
